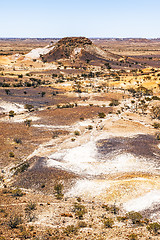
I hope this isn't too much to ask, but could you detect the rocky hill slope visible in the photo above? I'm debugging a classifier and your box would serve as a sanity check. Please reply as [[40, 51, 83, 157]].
[[41, 37, 121, 66]]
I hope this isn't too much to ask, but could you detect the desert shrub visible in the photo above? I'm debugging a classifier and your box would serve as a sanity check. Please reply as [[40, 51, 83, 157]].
[[5, 89, 10, 95], [102, 204, 119, 214], [0, 237, 6, 240], [109, 99, 120, 106], [74, 130, 80, 136], [9, 152, 14, 158], [63, 225, 78, 236], [54, 183, 64, 199], [61, 213, 73, 217], [20, 229, 31, 239], [78, 221, 87, 228], [12, 188, 23, 197], [73, 202, 86, 219], [87, 125, 93, 130], [128, 233, 138, 240], [14, 162, 29, 175], [52, 91, 57, 96], [9, 110, 15, 117], [117, 110, 121, 114], [25, 201, 36, 222], [14, 138, 22, 144], [153, 122, 160, 129], [111, 204, 119, 215], [25, 201, 36, 212], [41, 91, 46, 97], [24, 119, 32, 127], [152, 96, 160, 100], [24, 104, 34, 112], [145, 97, 152, 101], [103, 218, 114, 228], [151, 106, 160, 119], [77, 197, 81, 202], [156, 133, 160, 140], [8, 214, 22, 228], [57, 103, 75, 109], [147, 222, 160, 234], [98, 112, 106, 118], [0, 208, 5, 213], [52, 131, 60, 139], [127, 211, 143, 224], [117, 216, 128, 222], [142, 218, 149, 225], [2, 83, 10, 87], [18, 74, 23, 78]]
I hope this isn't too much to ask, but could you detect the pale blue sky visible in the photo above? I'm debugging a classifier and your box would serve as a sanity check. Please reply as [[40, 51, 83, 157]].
[[0, 0, 160, 38]]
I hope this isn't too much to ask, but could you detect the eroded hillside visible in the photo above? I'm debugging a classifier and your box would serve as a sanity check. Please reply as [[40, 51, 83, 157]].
[[0, 38, 160, 239]]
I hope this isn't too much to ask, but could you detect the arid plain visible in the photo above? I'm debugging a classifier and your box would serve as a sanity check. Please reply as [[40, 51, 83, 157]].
[[0, 38, 160, 239]]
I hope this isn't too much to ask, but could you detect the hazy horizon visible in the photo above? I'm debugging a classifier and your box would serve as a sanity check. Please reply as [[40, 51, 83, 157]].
[[1, 0, 160, 38]]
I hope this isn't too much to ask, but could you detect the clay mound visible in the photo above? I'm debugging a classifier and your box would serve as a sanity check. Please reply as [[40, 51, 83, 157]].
[[41, 37, 121, 64]]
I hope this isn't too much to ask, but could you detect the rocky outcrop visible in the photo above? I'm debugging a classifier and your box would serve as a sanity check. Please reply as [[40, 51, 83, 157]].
[[41, 37, 120, 65]]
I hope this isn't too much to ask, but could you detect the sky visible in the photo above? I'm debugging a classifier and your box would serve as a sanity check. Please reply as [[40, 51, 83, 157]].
[[0, 0, 160, 38]]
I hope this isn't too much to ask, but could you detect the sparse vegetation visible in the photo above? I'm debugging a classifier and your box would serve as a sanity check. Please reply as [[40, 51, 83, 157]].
[[73, 202, 86, 219], [103, 218, 114, 228], [24, 104, 34, 112], [128, 233, 138, 240], [13, 138, 22, 144], [54, 182, 64, 199], [12, 188, 24, 197], [109, 99, 120, 106], [151, 106, 160, 119], [1, 37, 160, 240], [63, 225, 78, 236], [8, 215, 22, 228], [74, 130, 80, 136], [9, 110, 15, 117], [153, 122, 160, 129], [147, 222, 160, 235], [9, 152, 14, 158], [127, 211, 143, 224], [24, 119, 32, 127], [98, 112, 106, 118]]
